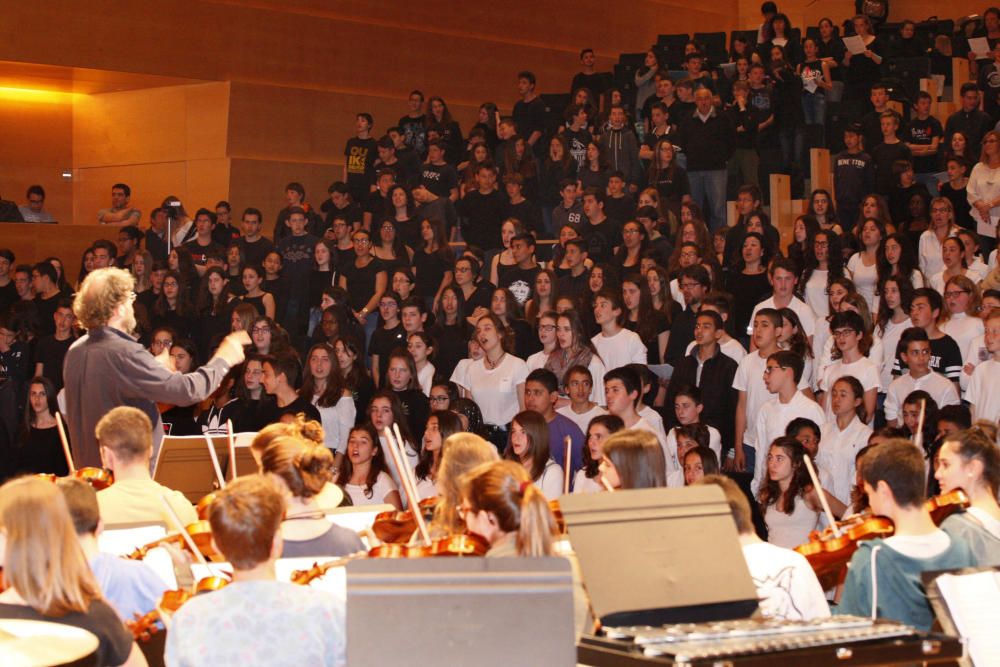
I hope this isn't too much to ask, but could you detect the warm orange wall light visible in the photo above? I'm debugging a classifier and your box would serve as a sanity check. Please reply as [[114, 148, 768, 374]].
[[0, 86, 81, 104]]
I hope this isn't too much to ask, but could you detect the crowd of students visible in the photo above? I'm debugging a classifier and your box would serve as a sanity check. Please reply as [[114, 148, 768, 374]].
[[2, 4, 1000, 664]]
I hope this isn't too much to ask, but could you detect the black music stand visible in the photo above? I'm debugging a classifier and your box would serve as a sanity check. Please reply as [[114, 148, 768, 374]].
[[560, 485, 759, 627], [346, 557, 576, 666]]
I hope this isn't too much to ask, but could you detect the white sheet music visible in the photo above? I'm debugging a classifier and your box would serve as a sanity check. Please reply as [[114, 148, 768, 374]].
[[935, 570, 1000, 667], [842, 35, 866, 55], [97, 525, 166, 557], [968, 37, 991, 60]]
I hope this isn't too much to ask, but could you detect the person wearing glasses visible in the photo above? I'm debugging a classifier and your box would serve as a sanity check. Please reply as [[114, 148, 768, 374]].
[[750, 351, 825, 496], [884, 328, 960, 429], [892, 288, 964, 389], [64, 268, 249, 467], [17, 184, 55, 223], [338, 227, 387, 347], [918, 198, 961, 277]]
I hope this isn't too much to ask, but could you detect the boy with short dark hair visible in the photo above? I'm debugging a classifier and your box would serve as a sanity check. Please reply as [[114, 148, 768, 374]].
[[343, 112, 378, 202], [894, 288, 963, 386], [591, 288, 647, 370], [665, 310, 738, 453], [751, 350, 825, 494], [555, 365, 607, 434], [837, 439, 975, 629], [551, 179, 584, 231], [524, 368, 584, 478], [259, 352, 322, 425], [885, 327, 960, 426], [603, 171, 636, 222], [833, 123, 875, 232], [556, 238, 590, 301]]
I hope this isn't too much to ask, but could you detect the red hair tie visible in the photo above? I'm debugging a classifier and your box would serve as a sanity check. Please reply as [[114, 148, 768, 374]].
[[519, 480, 531, 494]]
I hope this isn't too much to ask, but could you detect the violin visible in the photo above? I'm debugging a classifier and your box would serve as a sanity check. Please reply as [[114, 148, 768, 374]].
[[36, 468, 115, 491], [196, 492, 217, 521], [127, 576, 230, 642], [371, 497, 438, 544], [74, 467, 114, 490], [367, 531, 489, 559], [291, 532, 489, 585], [126, 521, 221, 562], [794, 514, 895, 589], [795, 490, 972, 588], [549, 500, 565, 535], [925, 489, 970, 525]]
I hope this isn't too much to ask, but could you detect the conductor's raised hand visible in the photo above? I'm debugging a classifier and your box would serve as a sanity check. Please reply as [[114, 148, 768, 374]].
[[214, 330, 251, 367]]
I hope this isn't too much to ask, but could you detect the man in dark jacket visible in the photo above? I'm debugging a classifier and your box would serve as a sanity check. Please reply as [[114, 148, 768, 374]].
[[676, 88, 736, 230], [945, 83, 994, 156], [663, 309, 738, 451]]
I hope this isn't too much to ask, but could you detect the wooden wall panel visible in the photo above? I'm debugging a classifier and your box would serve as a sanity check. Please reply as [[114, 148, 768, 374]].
[[228, 157, 338, 231], [0, 224, 106, 281], [72, 82, 230, 224], [0, 97, 73, 224], [73, 83, 229, 167], [1, 1, 736, 108], [72, 158, 231, 228]]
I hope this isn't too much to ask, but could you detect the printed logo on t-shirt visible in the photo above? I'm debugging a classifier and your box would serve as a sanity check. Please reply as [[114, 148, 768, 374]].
[[347, 146, 370, 175], [753, 566, 806, 620], [508, 280, 532, 305]]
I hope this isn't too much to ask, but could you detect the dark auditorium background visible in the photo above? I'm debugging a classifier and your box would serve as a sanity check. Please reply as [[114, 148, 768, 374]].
[[0, 0, 983, 278]]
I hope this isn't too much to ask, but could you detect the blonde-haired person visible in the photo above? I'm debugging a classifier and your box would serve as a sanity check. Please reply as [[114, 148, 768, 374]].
[[261, 435, 363, 558], [0, 476, 147, 667], [95, 406, 198, 526], [967, 129, 1000, 245], [64, 267, 250, 467], [940, 274, 984, 361], [598, 429, 667, 489], [250, 414, 325, 466], [460, 460, 591, 638], [428, 432, 500, 536]]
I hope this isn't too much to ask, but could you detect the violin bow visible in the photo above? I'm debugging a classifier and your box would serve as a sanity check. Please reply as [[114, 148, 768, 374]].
[[54, 412, 76, 474], [226, 420, 237, 481], [203, 435, 226, 490], [159, 495, 208, 566], [802, 454, 842, 538], [393, 423, 432, 545], [562, 436, 572, 496], [913, 398, 927, 453], [383, 426, 431, 545]]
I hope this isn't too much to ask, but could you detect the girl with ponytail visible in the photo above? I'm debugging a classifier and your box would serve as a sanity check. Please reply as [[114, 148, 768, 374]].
[[460, 460, 592, 637], [460, 460, 557, 557], [261, 434, 365, 558]]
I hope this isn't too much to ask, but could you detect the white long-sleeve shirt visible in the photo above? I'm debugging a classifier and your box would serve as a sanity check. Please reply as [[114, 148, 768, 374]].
[[967, 162, 1000, 238], [752, 392, 826, 495], [817, 416, 873, 506], [918, 226, 960, 277]]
